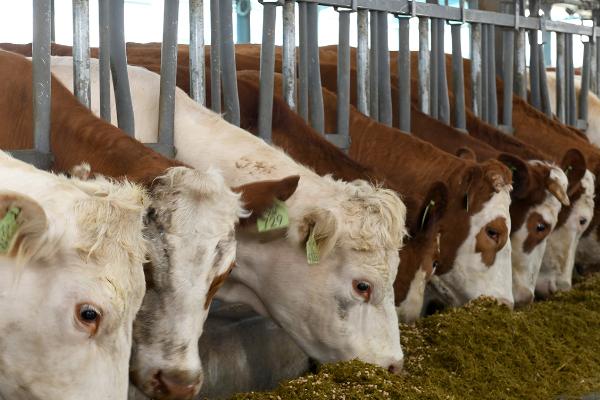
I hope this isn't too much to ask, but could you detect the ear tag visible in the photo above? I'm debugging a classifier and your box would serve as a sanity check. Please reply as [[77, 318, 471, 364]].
[[306, 226, 320, 265], [0, 207, 21, 253], [256, 199, 289, 232], [564, 165, 573, 175], [420, 200, 435, 230]]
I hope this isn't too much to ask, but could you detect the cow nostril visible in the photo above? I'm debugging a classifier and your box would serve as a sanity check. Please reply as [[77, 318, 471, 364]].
[[155, 370, 202, 399], [387, 360, 404, 375]]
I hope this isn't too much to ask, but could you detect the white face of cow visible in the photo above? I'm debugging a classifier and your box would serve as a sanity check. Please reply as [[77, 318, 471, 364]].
[[511, 165, 565, 306], [539, 170, 595, 297], [129, 167, 243, 400], [429, 188, 514, 307], [0, 177, 147, 400], [217, 179, 406, 373]]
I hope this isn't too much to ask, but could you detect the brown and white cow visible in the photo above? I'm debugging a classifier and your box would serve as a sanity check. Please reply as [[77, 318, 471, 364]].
[[0, 150, 147, 399]]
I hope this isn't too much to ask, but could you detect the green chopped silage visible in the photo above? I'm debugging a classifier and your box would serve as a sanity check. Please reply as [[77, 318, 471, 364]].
[[229, 274, 600, 399]]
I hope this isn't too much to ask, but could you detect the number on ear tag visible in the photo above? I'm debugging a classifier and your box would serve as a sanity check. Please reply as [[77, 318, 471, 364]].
[[256, 199, 289, 232], [306, 226, 320, 265], [0, 207, 21, 253]]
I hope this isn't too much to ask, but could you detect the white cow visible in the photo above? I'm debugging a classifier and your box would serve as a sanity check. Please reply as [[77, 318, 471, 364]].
[[0, 151, 147, 399], [49, 57, 407, 372]]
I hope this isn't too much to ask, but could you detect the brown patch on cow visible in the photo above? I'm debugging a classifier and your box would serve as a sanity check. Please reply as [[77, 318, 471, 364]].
[[475, 217, 509, 267], [523, 212, 552, 253], [204, 262, 235, 309]]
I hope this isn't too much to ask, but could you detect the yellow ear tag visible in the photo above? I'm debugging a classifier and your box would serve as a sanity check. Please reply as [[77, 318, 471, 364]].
[[257, 199, 289, 232], [306, 226, 320, 265], [0, 207, 21, 253], [420, 200, 435, 230]]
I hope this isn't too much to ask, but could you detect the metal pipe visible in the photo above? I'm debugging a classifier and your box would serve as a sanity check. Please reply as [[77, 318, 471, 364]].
[[357, 9, 369, 116], [451, 23, 466, 130], [595, 41, 600, 96], [258, 2, 277, 142], [157, 0, 179, 157], [189, 0, 206, 105], [487, 24, 497, 126], [481, 24, 488, 121], [418, 17, 430, 115], [377, 11, 392, 126], [567, 34, 576, 126], [210, 0, 221, 113], [109, 0, 134, 136], [502, 26, 514, 128], [430, 16, 439, 120], [580, 41, 591, 123], [72, 0, 90, 108], [236, 0, 251, 43], [437, 19, 450, 125], [515, 27, 527, 99], [306, 2, 324, 133], [538, 44, 552, 117], [591, 40, 597, 95], [282, 0, 296, 110], [369, 10, 379, 120], [529, 30, 541, 110], [298, 2, 309, 120], [219, 0, 240, 125], [32, 0, 52, 168], [470, 21, 482, 117], [398, 16, 411, 132], [556, 32, 566, 123], [98, 0, 111, 121], [50, 0, 55, 43], [337, 10, 351, 147]]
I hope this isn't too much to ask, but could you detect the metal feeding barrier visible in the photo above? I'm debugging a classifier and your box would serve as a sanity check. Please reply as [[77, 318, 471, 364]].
[[18, 0, 600, 168]]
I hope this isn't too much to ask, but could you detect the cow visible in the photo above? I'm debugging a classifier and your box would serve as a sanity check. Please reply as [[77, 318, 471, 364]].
[[0, 50, 301, 400], [0, 150, 147, 399], [47, 56, 408, 373]]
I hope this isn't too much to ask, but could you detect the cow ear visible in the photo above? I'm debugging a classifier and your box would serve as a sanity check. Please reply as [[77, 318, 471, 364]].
[[560, 148, 586, 197], [460, 166, 483, 211], [0, 191, 47, 259], [418, 182, 448, 233], [234, 175, 300, 226], [296, 208, 339, 263], [456, 147, 477, 161], [497, 153, 530, 200]]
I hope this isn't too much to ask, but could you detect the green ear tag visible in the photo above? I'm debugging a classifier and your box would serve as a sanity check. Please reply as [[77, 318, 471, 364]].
[[306, 226, 320, 265], [0, 207, 21, 253], [420, 200, 435, 230], [257, 199, 289, 232]]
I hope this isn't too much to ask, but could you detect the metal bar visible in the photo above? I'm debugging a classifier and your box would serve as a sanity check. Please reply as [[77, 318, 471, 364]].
[[556, 32, 566, 123], [72, 0, 91, 108], [157, 0, 178, 157], [418, 16, 430, 115], [32, 0, 52, 168], [369, 10, 379, 120], [579, 40, 591, 124], [220, 0, 240, 125], [430, 16, 438, 120], [471, 21, 482, 117], [451, 23, 465, 130], [98, 0, 111, 121], [110, 0, 135, 135], [529, 30, 541, 110], [236, 0, 251, 43], [282, 0, 296, 110], [538, 44, 552, 117], [357, 9, 369, 116], [50, 0, 55, 43], [437, 18, 450, 125], [377, 11, 392, 126], [595, 41, 600, 96], [591, 40, 597, 96], [189, 0, 206, 105], [306, 2, 324, 133], [567, 33, 576, 126], [210, 0, 221, 113], [298, 2, 309, 120], [487, 24, 497, 126], [258, 2, 277, 142], [398, 16, 410, 132], [515, 27, 527, 99], [502, 26, 514, 128], [337, 10, 351, 147], [481, 24, 488, 121]]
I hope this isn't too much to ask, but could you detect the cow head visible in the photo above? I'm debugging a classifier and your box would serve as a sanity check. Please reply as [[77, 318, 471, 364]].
[[219, 177, 406, 373], [428, 160, 514, 308], [395, 182, 447, 323], [0, 177, 147, 400]]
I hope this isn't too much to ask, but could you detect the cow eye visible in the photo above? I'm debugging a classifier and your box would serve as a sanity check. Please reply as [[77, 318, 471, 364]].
[[580, 217, 588, 226], [76, 303, 102, 336], [353, 280, 372, 302], [536, 223, 547, 233]]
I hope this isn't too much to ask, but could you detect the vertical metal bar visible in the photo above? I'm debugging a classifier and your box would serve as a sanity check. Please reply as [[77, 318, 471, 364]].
[[337, 10, 351, 147], [258, 2, 277, 142], [109, 0, 135, 135], [556, 32, 566, 123], [515, 27, 527, 99], [369, 10, 379, 120], [219, 0, 240, 125], [529, 31, 541, 110], [377, 11, 392, 126], [595, 41, 600, 96], [306, 2, 324, 133], [157, 0, 178, 156], [418, 17, 430, 115], [580, 41, 591, 123], [298, 2, 309, 120], [357, 9, 369, 116], [32, 0, 52, 166], [189, 0, 206, 105], [591, 40, 597, 96], [567, 34, 576, 126], [487, 24, 497, 126], [282, 0, 296, 110], [72, 0, 91, 108], [481, 24, 488, 121], [50, 0, 55, 43], [99, 0, 111, 122], [451, 23, 466, 130], [210, 0, 221, 113], [471, 21, 482, 117], [236, 0, 251, 43], [437, 19, 450, 125], [502, 26, 514, 128], [539, 44, 552, 117], [430, 17, 439, 120], [398, 16, 411, 132]]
